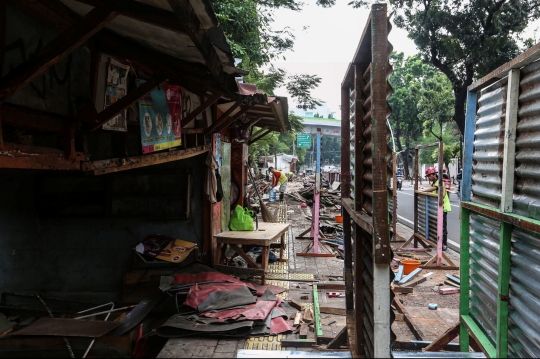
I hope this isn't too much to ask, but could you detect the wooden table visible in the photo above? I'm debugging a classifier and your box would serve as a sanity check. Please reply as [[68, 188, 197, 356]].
[[214, 222, 290, 284]]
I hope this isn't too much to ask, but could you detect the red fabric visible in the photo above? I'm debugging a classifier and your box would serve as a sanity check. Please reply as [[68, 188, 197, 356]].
[[271, 171, 281, 187], [173, 272, 253, 287], [200, 298, 283, 321], [270, 316, 295, 335], [184, 283, 250, 309]]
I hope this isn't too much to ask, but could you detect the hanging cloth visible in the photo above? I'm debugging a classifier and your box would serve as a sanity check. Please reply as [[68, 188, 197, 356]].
[[205, 152, 219, 203]]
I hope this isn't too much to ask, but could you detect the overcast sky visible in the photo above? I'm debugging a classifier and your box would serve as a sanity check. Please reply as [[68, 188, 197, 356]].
[[268, 1, 540, 119]]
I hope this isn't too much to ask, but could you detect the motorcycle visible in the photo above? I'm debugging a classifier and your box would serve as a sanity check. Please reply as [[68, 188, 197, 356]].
[[397, 176, 403, 190]]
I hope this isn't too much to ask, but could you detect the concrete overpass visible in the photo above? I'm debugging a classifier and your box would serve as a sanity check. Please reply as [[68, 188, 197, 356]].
[[301, 118, 341, 137]]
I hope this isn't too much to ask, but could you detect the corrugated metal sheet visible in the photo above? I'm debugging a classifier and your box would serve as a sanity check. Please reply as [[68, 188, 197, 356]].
[[508, 227, 540, 358], [362, 65, 373, 215], [514, 60, 540, 220], [361, 228, 374, 357], [471, 79, 507, 208], [415, 195, 438, 243], [469, 214, 500, 347]]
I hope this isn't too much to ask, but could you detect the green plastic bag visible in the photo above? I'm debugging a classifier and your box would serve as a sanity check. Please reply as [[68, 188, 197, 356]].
[[229, 205, 255, 231]]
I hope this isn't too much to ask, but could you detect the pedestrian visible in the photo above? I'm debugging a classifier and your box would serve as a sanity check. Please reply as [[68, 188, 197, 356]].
[[269, 167, 288, 202], [287, 171, 294, 182], [422, 167, 451, 251]]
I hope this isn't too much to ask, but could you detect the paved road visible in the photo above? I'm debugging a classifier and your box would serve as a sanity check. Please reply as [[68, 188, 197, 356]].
[[395, 183, 461, 252]]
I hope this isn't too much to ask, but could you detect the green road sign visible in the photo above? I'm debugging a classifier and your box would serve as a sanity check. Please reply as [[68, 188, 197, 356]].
[[297, 134, 311, 148]]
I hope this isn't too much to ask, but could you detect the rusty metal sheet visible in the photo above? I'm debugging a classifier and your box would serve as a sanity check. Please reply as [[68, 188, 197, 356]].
[[11, 318, 121, 337]]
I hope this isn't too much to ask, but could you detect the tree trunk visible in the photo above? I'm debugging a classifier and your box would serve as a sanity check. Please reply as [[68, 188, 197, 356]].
[[454, 80, 471, 135]]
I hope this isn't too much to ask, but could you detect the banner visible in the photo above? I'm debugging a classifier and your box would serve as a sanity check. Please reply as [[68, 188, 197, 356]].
[[103, 59, 129, 131], [138, 81, 182, 154]]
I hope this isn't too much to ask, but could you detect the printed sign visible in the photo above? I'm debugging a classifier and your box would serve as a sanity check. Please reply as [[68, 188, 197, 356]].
[[297, 134, 311, 148], [138, 81, 182, 154], [103, 59, 129, 131]]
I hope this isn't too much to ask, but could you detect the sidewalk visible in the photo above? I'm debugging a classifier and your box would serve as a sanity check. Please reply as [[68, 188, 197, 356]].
[[158, 202, 460, 358]]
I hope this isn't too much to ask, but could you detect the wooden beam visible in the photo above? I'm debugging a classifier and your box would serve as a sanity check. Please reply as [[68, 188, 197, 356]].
[[244, 127, 268, 143], [90, 78, 165, 131], [73, 0, 185, 34], [82, 145, 210, 175], [0, 143, 83, 170], [0, 7, 118, 103], [167, 0, 225, 82], [501, 69, 519, 212], [205, 101, 241, 134], [393, 296, 424, 341], [341, 198, 373, 235], [248, 129, 272, 145], [326, 326, 348, 349], [11, 0, 222, 95], [181, 93, 221, 128], [319, 307, 346, 316], [0, 104, 68, 132]]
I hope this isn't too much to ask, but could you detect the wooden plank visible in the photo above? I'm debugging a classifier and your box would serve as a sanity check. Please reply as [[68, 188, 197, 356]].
[[398, 268, 422, 285], [167, 0, 226, 82], [181, 93, 221, 128], [444, 281, 460, 288], [317, 281, 345, 290], [501, 69, 519, 212], [206, 102, 242, 134], [82, 145, 209, 175], [0, 143, 83, 170], [462, 200, 540, 235], [393, 297, 424, 341], [341, 198, 373, 235], [213, 264, 264, 279], [394, 265, 404, 283], [326, 326, 348, 349], [392, 286, 413, 294], [462, 91, 477, 202], [91, 78, 165, 131], [0, 103, 67, 133], [73, 0, 185, 34], [296, 253, 335, 257], [392, 340, 460, 352], [299, 324, 309, 339], [281, 339, 315, 347], [293, 311, 302, 326], [313, 284, 323, 337], [0, 7, 118, 103], [405, 272, 434, 288], [461, 315, 496, 358], [469, 41, 540, 92], [446, 275, 460, 285], [288, 300, 304, 311], [319, 307, 346, 316]]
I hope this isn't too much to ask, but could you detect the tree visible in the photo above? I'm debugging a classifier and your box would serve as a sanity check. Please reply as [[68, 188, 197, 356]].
[[417, 73, 454, 140], [388, 52, 435, 179], [389, 0, 540, 134]]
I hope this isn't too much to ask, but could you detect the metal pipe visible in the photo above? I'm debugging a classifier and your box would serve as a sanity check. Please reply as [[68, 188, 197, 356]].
[[78, 302, 115, 358], [73, 305, 136, 320]]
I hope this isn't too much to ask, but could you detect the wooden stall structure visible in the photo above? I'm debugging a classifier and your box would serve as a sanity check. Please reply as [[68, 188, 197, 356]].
[[340, 4, 394, 358], [0, 0, 290, 306]]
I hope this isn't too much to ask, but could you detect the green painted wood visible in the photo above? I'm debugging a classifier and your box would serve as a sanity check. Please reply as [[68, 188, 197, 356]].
[[460, 207, 471, 352], [312, 284, 323, 337], [496, 222, 512, 358], [461, 315, 496, 358]]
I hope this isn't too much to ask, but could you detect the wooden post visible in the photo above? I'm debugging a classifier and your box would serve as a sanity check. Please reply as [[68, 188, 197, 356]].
[[501, 69, 519, 213], [353, 63, 366, 211], [312, 128, 322, 253]]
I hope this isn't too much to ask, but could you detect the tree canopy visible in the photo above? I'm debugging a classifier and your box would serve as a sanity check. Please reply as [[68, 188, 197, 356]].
[[389, 0, 540, 134]]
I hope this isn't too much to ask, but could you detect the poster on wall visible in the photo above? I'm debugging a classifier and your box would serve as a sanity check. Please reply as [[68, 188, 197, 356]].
[[138, 81, 182, 154], [103, 59, 130, 131], [180, 88, 203, 124]]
